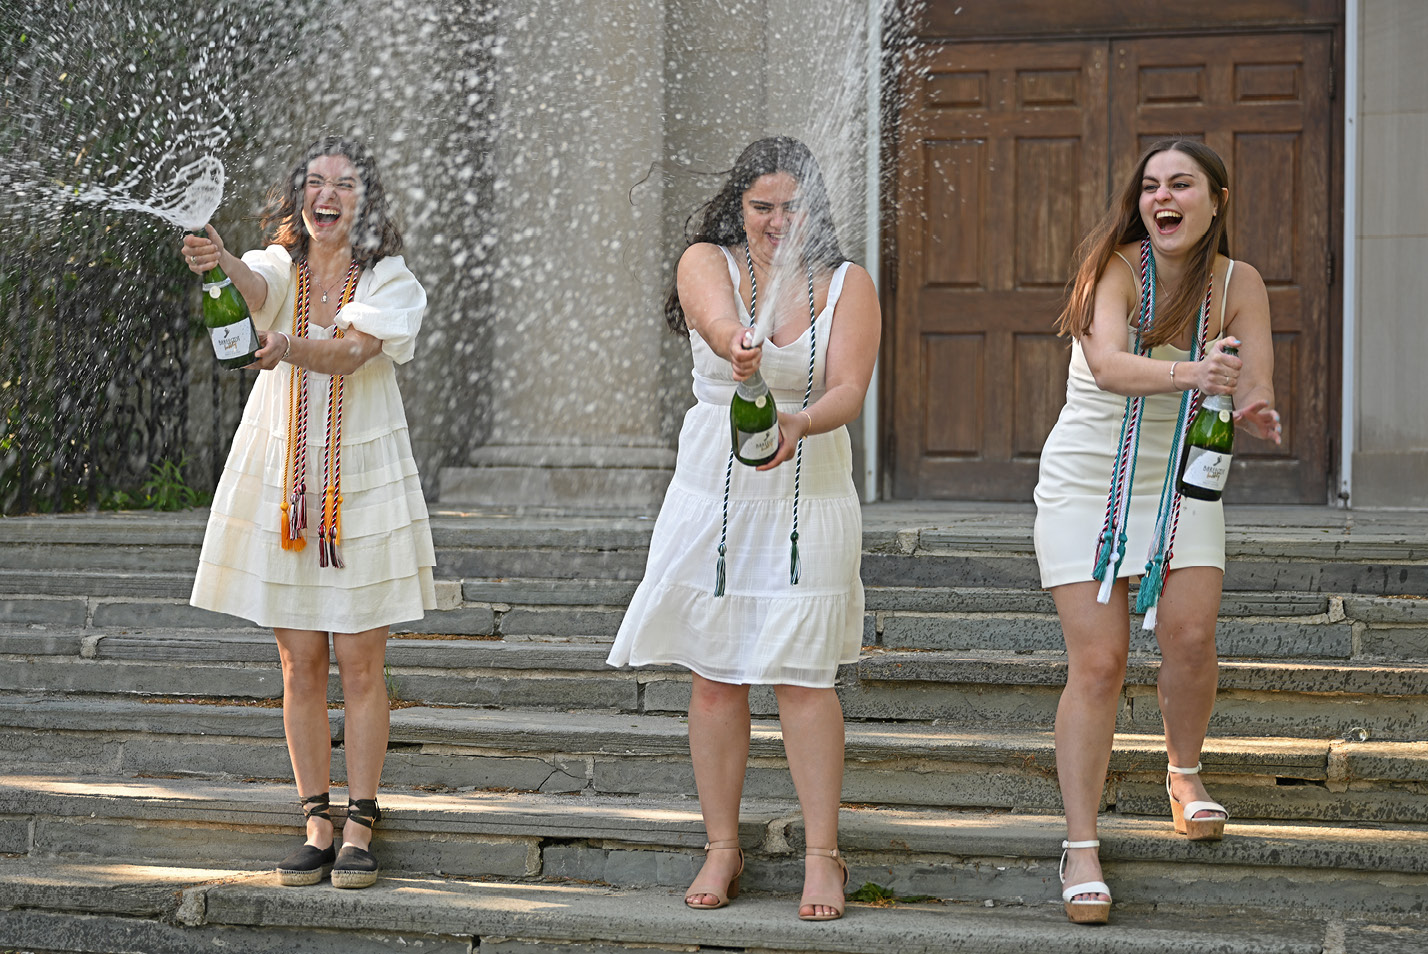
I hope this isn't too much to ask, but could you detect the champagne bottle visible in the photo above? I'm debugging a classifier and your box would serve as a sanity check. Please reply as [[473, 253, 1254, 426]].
[[194, 231, 260, 370], [1177, 346, 1238, 501], [730, 333, 779, 467]]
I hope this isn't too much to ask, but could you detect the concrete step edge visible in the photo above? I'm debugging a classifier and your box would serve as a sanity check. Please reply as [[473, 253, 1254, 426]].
[[1, 697, 1424, 782], [4, 772, 1428, 877], [0, 857, 1349, 954]]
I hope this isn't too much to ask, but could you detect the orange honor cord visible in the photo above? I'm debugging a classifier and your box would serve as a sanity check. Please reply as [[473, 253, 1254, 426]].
[[316, 262, 362, 569]]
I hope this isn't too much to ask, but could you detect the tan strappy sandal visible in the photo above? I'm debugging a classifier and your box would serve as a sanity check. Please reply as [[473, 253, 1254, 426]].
[[798, 846, 850, 921], [1167, 762, 1229, 841], [684, 839, 744, 910]]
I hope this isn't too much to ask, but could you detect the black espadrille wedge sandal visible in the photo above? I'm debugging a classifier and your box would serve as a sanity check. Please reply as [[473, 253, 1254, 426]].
[[276, 792, 336, 886], [331, 797, 382, 889]]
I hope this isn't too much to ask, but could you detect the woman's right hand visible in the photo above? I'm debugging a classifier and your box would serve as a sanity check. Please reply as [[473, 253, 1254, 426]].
[[728, 327, 762, 381], [181, 224, 226, 275], [1193, 337, 1242, 395]]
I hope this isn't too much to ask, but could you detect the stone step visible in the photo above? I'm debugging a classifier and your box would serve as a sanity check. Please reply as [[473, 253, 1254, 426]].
[[5, 627, 1426, 740], [2, 510, 1425, 595], [3, 774, 1428, 920], [8, 569, 1424, 665], [3, 697, 1426, 823], [3, 859, 1392, 954]]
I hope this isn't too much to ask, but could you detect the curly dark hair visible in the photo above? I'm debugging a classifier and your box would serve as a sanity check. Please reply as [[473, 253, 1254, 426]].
[[664, 136, 845, 335], [259, 137, 403, 267]]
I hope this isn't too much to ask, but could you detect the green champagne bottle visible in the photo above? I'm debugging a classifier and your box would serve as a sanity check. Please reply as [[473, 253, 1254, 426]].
[[730, 359, 779, 467], [195, 234, 260, 370], [1177, 347, 1238, 501]]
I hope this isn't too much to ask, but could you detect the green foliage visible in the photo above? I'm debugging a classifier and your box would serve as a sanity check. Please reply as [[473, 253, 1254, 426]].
[[137, 457, 208, 511], [846, 882, 940, 906]]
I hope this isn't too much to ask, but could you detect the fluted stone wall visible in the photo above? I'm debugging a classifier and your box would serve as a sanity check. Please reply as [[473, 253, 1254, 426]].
[[1353, 0, 1428, 507], [439, 0, 877, 510]]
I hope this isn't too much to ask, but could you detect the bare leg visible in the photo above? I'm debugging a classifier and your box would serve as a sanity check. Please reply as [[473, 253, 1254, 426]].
[[1050, 579, 1132, 901], [275, 628, 335, 849], [774, 684, 846, 919], [333, 626, 391, 851], [686, 674, 751, 906], [1153, 567, 1226, 818]]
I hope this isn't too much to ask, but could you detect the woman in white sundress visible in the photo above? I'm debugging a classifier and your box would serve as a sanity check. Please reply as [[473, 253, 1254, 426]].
[[182, 136, 435, 891], [607, 137, 880, 922]]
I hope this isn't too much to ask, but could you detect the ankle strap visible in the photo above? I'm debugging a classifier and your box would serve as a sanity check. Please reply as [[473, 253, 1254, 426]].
[[1061, 839, 1100, 849], [1167, 762, 1203, 775], [805, 846, 841, 859], [299, 792, 331, 821], [704, 839, 741, 851], [346, 798, 381, 830]]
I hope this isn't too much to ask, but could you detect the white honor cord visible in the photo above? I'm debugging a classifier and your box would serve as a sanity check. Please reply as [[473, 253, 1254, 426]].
[[1096, 574, 1115, 604], [1143, 605, 1158, 630]]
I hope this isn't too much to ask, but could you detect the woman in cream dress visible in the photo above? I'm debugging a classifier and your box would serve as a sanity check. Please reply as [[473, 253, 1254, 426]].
[[183, 137, 434, 890]]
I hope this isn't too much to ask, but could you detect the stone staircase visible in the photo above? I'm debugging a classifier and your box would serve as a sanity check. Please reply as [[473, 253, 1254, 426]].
[[1, 504, 1426, 953]]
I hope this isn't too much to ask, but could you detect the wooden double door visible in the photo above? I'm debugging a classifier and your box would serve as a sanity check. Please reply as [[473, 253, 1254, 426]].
[[888, 28, 1337, 502]]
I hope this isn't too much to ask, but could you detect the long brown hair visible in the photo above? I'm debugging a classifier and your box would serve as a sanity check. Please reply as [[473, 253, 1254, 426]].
[[664, 136, 845, 336], [1056, 139, 1230, 347], [259, 137, 404, 267]]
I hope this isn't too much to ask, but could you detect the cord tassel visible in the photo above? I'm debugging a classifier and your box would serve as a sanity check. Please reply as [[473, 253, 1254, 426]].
[[279, 501, 293, 550], [1091, 528, 1114, 582], [789, 531, 801, 585], [714, 543, 727, 598], [1136, 556, 1166, 618]]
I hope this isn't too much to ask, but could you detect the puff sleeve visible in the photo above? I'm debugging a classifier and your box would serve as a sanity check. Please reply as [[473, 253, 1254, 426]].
[[333, 255, 426, 365], [240, 244, 295, 331]]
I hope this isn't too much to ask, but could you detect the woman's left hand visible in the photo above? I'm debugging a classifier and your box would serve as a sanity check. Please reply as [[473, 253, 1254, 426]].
[[754, 411, 813, 471], [1233, 399, 1282, 444], [243, 330, 289, 372]]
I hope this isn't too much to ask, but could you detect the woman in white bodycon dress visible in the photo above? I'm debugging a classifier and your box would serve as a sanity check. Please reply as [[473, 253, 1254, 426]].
[[1033, 140, 1282, 923], [607, 137, 880, 921]]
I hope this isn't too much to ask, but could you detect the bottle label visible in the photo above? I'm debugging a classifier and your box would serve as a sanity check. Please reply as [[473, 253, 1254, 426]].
[[209, 320, 257, 360], [1218, 410, 1231, 423], [1182, 446, 1232, 492], [737, 424, 778, 460]]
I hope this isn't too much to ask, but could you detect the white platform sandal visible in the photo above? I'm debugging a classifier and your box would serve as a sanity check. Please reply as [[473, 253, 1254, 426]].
[[1059, 839, 1111, 924], [1167, 762, 1229, 841]]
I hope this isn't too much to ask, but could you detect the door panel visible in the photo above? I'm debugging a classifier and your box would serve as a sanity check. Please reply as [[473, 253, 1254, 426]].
[[891, 41, 1107, 499], [888, 29, 1335, 503], [1110, 34, 1332, 502]]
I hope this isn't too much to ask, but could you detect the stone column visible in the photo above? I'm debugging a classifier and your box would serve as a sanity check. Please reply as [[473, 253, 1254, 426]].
[[439, 0, 674, 510], [1353, 0, 1428, 506]]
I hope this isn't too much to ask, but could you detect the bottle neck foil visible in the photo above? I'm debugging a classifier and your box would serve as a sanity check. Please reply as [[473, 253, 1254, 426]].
[[735, 371, 768, 401]]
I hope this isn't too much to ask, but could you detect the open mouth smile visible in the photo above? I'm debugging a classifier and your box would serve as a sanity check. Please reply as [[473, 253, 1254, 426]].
[[313, 205, 342, 227], [1154, 209, 1183, 234]]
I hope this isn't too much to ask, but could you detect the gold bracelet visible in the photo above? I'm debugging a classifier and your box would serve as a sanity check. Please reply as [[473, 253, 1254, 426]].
[[800, 410, 814, 434]]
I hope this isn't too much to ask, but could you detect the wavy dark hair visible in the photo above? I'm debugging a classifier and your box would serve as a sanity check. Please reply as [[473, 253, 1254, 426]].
[[1056, 139, 1230, 348], [664, 136, 844, 335], [259, 137, 403, 267]]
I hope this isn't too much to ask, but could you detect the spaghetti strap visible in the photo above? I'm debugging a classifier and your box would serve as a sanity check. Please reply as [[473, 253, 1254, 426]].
[[1220, 260, 1236, 338]]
